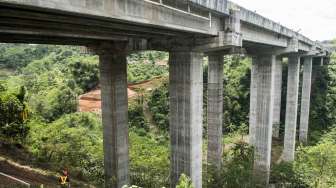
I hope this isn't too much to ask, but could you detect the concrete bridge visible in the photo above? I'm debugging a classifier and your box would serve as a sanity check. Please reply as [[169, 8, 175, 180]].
[[0, 0, 331, 187]]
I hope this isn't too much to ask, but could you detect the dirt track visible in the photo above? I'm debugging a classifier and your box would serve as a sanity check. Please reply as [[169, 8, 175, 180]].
[[0, 160, 57, 188]]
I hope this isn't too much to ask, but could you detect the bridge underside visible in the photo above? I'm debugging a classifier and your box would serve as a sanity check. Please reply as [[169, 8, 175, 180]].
[[0, 2, 215, 46]]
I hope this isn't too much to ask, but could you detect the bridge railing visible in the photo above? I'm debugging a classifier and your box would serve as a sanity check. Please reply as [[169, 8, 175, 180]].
[[189, 0, 227, 13], [147, 0, 228, 18]]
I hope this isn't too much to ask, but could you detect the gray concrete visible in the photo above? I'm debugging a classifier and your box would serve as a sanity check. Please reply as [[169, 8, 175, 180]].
[[252, 55, 275, 186], [169, 51, 203, 188], [283, 55, 300, 162], [249, 58, 258, 146], [207, 53, 224, 170], [0, 0, 329, 54], [272, 57, 283, 138], [299, 56, 313, 144], [99, 49, 129, 188]]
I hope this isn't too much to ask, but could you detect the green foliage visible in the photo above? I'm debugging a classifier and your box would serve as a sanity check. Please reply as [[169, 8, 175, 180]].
[[176, 174, 194, 188], [207, 142, 255, 188], [294, 142, 336, 187], [128, 101, 149, 134], [0, 44, 81, 69], [0, 85, 29, 142], [271, 126, 336, 187], [309, 52, 336, 142], [127, 62, 168, 83], [29, 85, 78, 122], [27, 113, 104, 184], [68, 55, 99, 92], [270, 162, 308, 187], [128, 51, 168, 64], [127, 51, 168, 83], [129, 132, 169, 187], [148, 79, 169, 131], [222, 56, 251, 133]]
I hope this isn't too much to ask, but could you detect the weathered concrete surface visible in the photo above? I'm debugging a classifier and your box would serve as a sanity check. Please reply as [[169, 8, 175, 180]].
[[283, 55, 300, 162], [0, 0, 221, 36], [249, 58, 258, 146], [252, 55, 275, 186], [207, 54, 224, 170], [169, 51, 203, 188], [99, 51, 129, 188], [299, 56, 313, 144], [0, 0, 329, 55], [272, 57, 283, 138], [189, 0, 227, 13], [227, 1, 324, 51]]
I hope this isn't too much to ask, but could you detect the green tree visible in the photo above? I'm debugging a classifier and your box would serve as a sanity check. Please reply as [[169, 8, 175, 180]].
[[294, 141, 336, 187], [0, 85, 29, 142], [176, 174, 194, 188], [148, 79, 169, 131], [28, 112, 104, 184], [68, 56, 99, 92]]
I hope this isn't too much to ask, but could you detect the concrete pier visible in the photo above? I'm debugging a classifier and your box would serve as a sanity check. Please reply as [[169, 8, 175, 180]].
[[283, 55, 300, 162], [299, 56, 313, 144], [249, 58, 258, 146], [169, 51, 203, 188], [252, 55, 275, 186], [99, 50, 129, 188], [207, 54, 224, 170], [272, 57, 283, 138]]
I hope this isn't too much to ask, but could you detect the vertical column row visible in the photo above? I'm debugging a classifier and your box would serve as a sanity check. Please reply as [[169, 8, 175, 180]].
[[283, 55, 300, 162], [99, 52, 129, 188], [207, 54, 224, 170], [252, 55, 275, 186], [169, 51, 203, 188]]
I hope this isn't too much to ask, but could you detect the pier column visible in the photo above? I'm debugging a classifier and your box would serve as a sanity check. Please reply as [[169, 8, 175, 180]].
[[272, 57, 283, 138], [249, 58, 258, 146], [299, 56, 313, 144], [169, 51, 203, 188], [252, 55, 275, 186], [99, 45, 129, 188], [207, 54, 224, 170], [283, 55, 300, 162]]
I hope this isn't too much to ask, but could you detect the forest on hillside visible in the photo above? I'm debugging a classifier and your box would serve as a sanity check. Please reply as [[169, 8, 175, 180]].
[[0, 42, 336, 187]]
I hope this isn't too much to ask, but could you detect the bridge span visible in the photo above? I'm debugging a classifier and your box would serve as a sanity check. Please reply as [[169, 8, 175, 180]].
[[0, 0, 331, 187]]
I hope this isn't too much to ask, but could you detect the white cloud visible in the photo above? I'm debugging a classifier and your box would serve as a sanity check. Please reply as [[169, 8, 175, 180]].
[[231, 0, 336, 41]]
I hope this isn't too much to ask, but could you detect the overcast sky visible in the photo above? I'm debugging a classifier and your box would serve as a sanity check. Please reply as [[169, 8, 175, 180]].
[[231, 0, 336, 41]]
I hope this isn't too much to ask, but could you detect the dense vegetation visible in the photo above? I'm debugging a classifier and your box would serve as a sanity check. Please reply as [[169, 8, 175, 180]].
[[0, 42, 336, 187]]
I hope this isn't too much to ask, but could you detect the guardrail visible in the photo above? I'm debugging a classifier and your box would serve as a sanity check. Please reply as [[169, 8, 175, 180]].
[[0, 172, 30, 188]]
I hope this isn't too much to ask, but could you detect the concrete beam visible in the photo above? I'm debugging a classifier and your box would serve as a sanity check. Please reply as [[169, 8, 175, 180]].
[[169, 51, 203, 188], [252, 55, 275, 186], [98, 43, 129, 188], [207, 53, 224, 170], [283, 55, 300, 162], [0, 0, 220, 35], [299, 56, 313, 144]]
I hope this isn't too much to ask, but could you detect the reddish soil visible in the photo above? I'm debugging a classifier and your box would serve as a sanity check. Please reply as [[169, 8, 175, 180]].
[[78, 77, 166, 113], [78, 87, 137, 113]]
